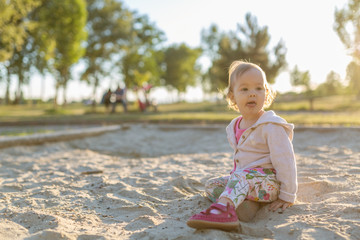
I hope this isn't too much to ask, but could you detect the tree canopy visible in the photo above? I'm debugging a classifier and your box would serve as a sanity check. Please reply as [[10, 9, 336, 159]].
[[121, 12, 165, 89], [38, 0, 88, 105], [201, 13, 287, 93], [315, 71, 343, 96], [334, 0, 360, 62], [290, 65, 310, 90], [334, 0, 360, 97], [0, 0, 40, 62], [163, 43, 202, 93], [81, 0, 132, 103], [290, 65, 315, 110]]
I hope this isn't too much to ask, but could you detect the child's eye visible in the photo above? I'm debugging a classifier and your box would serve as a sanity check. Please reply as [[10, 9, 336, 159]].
[[256, 87, 263, 90], [241, 88, 248, 91]]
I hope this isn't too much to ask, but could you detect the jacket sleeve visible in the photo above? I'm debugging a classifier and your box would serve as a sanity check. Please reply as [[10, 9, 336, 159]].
[[265, 124, 298, 203]]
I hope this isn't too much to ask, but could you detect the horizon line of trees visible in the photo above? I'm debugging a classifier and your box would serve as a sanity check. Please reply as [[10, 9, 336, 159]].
[[1, 0, 359, 108]]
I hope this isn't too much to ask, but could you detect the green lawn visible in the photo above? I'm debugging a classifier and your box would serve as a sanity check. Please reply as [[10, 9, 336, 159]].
[[1, 95, 360, 127]]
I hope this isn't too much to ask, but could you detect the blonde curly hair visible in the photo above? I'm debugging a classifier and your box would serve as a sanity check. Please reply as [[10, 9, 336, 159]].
[[225, 60, 276, 112]]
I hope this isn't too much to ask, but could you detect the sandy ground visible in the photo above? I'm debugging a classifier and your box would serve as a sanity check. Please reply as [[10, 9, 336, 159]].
[[0, 124, 359, 240]]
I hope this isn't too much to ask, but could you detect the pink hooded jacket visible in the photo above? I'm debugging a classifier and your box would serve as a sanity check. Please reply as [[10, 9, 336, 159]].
[[226, 110, 298, 203]]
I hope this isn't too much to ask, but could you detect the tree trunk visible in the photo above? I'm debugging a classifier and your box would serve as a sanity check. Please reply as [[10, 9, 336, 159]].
[[41, 76, 45, 102], [60, 69, 68, 106], [15, 75, 23, 105], [62, 74, 68, 106], [62, 83, 67, 106], [91, 78, 99, 112], [5, 76, 10, 105], [309, 97, 314, 111], [53, 83, 59, 108]]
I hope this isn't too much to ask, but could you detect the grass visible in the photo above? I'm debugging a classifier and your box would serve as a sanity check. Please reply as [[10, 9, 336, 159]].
[[0, 129, 55, 137], [1, 94, 360, 127], [273, 94, 360, 112]]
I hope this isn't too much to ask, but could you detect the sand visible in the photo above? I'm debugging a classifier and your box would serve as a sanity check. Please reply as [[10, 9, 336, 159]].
[[0, 124, 359, 239]]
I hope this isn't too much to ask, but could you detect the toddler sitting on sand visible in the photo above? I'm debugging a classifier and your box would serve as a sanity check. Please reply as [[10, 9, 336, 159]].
[[187, 61, 297, 231]]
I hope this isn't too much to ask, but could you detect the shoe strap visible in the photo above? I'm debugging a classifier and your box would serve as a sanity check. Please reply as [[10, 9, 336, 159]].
[[202, 203, 235, 217]]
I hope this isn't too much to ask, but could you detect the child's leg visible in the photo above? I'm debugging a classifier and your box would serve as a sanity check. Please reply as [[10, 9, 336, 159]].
[[204, 176, 229, 203], [236, 200, 261, 222], [187, 168, 279, 230], [187, 176, 243, 230], [244, 168, 279, 203], [218, 168, 280, 209], [218, 172, 249, 208]]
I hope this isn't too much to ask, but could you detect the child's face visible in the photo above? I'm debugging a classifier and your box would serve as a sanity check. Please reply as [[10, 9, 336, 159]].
[[232, 68, 266, 117]]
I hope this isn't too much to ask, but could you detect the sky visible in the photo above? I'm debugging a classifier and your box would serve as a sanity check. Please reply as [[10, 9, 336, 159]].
[[3, 0, 352, 103]]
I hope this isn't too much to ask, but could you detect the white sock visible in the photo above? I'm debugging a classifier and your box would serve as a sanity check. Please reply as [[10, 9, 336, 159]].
[[210, 202, 227, 214]]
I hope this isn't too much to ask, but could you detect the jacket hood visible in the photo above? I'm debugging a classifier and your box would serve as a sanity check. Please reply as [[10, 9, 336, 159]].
[[256, 111, 293, 132]]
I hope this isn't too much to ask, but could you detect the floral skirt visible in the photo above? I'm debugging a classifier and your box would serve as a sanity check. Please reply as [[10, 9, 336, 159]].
[[205, 168, 280, 208]]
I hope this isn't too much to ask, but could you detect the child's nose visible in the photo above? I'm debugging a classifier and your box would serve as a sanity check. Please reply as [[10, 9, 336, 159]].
[[249, 90, 256, 97]]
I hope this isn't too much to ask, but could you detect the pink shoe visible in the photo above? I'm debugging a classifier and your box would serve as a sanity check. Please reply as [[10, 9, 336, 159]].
[[187, 203, 239, 231]]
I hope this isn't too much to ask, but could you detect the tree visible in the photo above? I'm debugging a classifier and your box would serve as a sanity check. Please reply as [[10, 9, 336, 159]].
[[6, 41, 33, 104], [26, 5, 54, 102], [81, 0, 132, 109], [201, 13, 287, 93], [5, 19, 46, 105], [0, 0, 40, 62], [121, 13, 165, 89], [334, 0, 360, 97], [200, 24, 222, 60], [34, 0, 87, 106], [334, 0, 360, 62], [290, 65, 314, 110], [0, 0, 40, 103], [315, 71, 343, 96], [163, 43, 202, 93], [346, 61, 360, 97]]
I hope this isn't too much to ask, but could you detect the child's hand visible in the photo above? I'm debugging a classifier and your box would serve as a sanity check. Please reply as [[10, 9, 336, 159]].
[[268, 199, 293, 212]]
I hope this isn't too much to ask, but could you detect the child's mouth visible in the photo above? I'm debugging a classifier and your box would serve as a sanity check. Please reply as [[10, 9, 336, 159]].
[[246, 101, 256, 107]]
